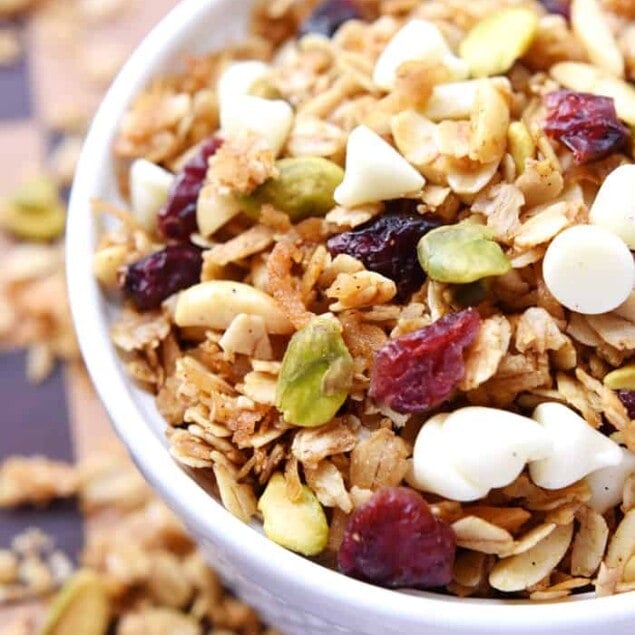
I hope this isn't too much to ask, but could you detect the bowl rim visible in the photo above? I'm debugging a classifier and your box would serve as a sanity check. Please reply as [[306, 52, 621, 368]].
[[67, 0, 635, 629]]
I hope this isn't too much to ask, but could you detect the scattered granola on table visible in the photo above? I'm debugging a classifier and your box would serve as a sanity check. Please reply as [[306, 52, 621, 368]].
[[95, 0, 635, 600], [0, 451, 278, 635]]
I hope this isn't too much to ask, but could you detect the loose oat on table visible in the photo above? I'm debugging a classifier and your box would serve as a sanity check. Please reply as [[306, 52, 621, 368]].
[[93, 0, 635, 601]]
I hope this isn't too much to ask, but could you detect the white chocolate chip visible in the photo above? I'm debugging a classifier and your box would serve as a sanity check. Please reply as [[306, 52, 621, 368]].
[[411, 414, 489, 502], [529, 402, 622, 490], [589, 164, 635, 249], [542, 225, 634, 315], [585, 447, 635, 514], [129, 159, 173, 230], [334, 125, 425, 208], [441, 407, 551, 490], [217, 61, 270, 106], [220, 95, 293, 156], [373, 20, 468, 91]]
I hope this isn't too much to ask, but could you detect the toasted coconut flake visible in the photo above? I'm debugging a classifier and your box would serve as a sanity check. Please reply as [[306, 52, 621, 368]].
[[304, 460, 352, 513], [575, 368, 631, 432], [515, 307, 568, 355], [291, 417, 358, 469], [489, 523, 573, 592], [205, 225, 275, 267], [219, 314, 273, 360], [462, 506, 531, 534], [459, 315, 511, 391], [571, 506, 609, 577], [516, 159, 564, 208], [327, 270, 397, 311], [472, 183, 524, 244], [349, 427, 410, 490]]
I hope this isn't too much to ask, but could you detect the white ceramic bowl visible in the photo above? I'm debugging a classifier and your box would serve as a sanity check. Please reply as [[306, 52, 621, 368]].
[[67, 1, 634, 633]]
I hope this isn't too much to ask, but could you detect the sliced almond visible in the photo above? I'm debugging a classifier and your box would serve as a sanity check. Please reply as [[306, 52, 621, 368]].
[[571, 506, 609, 577], [605, 508, 635, 569], [174, 280, 294, 335], [469, 80, 510, 164], [452, 516, 514, 555], [489, 523, 573, 592], [506, 523, 557, 557]]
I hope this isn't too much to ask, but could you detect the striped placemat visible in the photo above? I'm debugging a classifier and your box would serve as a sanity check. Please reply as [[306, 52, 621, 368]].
[[0, 0, 177, 627]]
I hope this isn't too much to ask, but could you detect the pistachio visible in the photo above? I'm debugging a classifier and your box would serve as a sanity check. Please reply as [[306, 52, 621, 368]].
[[1, 174, 66, 241], [417, 221, 511, 284], [248, 76, 283, 100], [174, 280, 294, 335], [257, 472, 328, 556], [276, 314, 353, 427], [459, 7, 539, 78], [452, 280, 489, 308], [243, 157, 343, 221], [41, 570, 110, 635], [603, 363, 635, 391], [507, 121, 535, 175]]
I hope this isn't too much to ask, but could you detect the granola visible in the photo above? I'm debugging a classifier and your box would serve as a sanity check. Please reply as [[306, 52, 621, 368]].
[[94, 0, 635, 600]]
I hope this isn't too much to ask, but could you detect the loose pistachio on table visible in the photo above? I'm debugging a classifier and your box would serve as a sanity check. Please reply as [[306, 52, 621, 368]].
[[1, 174, 66, 241], [459, 7, 538, 78], [241, 156, 344, 222], [276, 314, 353, 428], [258, 472, 329, 556], [417, 221, 511, 284], [40, 569, 110, 635]]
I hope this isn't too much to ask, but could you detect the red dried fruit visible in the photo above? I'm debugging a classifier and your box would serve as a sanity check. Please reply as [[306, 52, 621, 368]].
[[539, 0, 570, 19], [617, 390, 635, 419], [123, 244, 202, 311], [369, 308, 481, 413], [543, 90, 630, 164], [326, 209, 440, 300], [338, 487, 456, 589], [157, 136, 223, 241], [299, 0, 363, 38]]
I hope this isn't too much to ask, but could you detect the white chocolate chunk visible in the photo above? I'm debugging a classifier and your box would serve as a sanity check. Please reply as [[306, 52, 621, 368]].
[[129, 159, 173, 230], [586, 448, 635, 514], [217, 61, 270, 106], [220, 95, 293, 156], [542, 225, 634, 315], [334, 125, 424, 207], [442, 407, 551, 490], [373, 19, 468, 91], [589, 165, 635, 249], [529, 402, 622, 490], [411, 414, 489, 502]]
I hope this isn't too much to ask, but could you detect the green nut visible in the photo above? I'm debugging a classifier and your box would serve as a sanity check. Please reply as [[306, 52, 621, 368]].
[[452, 279, 489, 307], [41, 570, 110, 635], [459, 7, 539, 78], [276, 314, 353, 427], [417, 221, 511, 284], [258, 472, 329, 556], [603, 363, 635, 391], [242, 157, 344, 222], [1, 174, 66, 241], [248, 77, 283, 100]]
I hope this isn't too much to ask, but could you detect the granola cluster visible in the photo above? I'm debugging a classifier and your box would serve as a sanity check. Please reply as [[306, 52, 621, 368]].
[[96, 0, 635, 600]]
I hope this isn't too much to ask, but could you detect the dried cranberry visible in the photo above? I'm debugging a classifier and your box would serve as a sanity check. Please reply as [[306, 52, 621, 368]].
[[326, 210, 440, 300], [543, 90, 630, 164], [369, 308, 481, 414], [123, 244, 202, 311], [338, 487, 456, 589], [617, 390, 635, 419], [157, 136, 223, 242], [539, 0, 570, 19], [299, 0, 363, 38]]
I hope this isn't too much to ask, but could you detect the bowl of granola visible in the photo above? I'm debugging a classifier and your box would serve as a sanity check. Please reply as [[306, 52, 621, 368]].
[[67, 0, 635, 633]]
